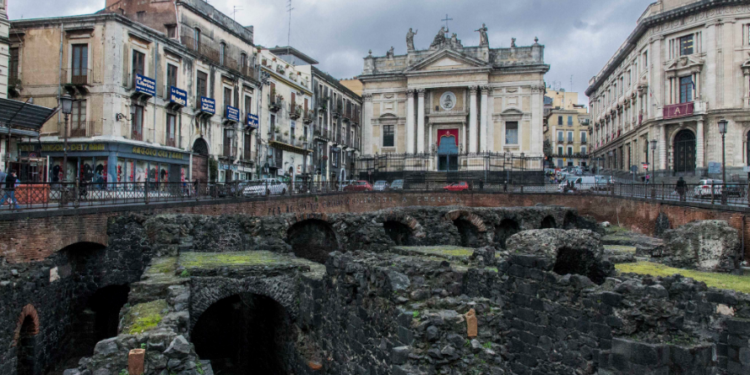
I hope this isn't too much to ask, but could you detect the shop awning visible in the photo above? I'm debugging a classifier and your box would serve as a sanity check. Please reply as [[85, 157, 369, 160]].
[[0, 98, 59, 132], [0, 126, 40, 137]]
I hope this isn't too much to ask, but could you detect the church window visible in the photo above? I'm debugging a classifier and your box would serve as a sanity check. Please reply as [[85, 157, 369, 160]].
[[383, 125, 394, 147], [505, 122, 518, 145]]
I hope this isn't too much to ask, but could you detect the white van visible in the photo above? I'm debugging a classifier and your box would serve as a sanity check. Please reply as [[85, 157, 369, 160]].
[[559, 176, 598, 191]]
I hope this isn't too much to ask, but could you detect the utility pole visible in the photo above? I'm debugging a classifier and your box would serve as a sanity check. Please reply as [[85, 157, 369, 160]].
[[287, 0, 294, 54]]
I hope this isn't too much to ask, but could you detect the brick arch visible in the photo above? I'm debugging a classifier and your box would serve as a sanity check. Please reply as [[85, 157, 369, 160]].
[[443, 210, 487, 232], [381, 211, 426, 239], [12, 304, 40, 347], [189, 277, 299, 330]]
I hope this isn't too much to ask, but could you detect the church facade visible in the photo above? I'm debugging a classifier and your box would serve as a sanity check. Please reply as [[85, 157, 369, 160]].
[[358, 26, 549, 179]]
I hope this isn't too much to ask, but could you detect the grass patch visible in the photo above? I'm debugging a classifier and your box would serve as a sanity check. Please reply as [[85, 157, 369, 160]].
[[394, 246, 475, 258], [148, 257, 178, 275], [122, 300, 167, 335], [616, 262, 750, 294], [605, 225, 630, 235], [180, 251, 295, 269], [604, 245, 637, 253]]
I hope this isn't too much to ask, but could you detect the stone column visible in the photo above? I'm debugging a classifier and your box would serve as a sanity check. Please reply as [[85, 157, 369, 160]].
[[363, 94, 373, 155], [658, 124, 667, 170], [480, 86, 489, 152], [417, 89, 425, 153], [406, 89, 415, 154], [469, 86, 478, 153], [696, 120, 704, 169], [530, 84, 544, 154]]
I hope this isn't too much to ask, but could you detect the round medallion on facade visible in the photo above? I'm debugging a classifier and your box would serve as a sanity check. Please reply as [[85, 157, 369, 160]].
[[440, 92, 457, 111]]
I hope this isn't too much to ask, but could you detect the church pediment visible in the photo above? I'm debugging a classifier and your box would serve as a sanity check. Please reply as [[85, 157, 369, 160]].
[[407, 50, 489, 73]]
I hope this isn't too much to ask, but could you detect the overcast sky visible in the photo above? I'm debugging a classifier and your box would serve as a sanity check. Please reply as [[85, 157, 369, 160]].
[[9, 0, 654, 105]]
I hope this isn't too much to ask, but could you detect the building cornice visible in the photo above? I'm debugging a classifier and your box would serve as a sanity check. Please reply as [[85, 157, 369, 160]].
[[585, 0, 750, 96]]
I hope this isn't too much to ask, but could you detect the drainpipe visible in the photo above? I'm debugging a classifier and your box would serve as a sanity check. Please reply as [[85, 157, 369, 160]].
[[153, 42, 158, 143]]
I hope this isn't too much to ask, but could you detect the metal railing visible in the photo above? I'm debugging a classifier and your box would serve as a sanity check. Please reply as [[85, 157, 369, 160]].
[[1, 179, 749, 214]]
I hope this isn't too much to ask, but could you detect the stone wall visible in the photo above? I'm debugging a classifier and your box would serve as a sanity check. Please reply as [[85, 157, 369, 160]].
[[2, 192, 750, 264], [304, 250, 750, 374], [0, 215, 150, 375]]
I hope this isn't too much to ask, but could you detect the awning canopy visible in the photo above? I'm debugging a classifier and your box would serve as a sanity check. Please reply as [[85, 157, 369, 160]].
[[0, 98, 59, 132], [0, 126, 40, 137]]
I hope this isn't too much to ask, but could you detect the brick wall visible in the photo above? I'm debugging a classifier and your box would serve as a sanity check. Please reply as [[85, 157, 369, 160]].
[[1, 192, 748, 263]]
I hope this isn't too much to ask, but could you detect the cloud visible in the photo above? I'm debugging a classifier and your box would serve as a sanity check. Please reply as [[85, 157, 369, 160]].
[[10, 0, 655, 104]]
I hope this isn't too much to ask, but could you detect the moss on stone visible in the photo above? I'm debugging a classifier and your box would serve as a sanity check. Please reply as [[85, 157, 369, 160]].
[[148, 257, 178, 275], [179, 251, 320, 271], [393, 246, 475, 258], [617, 262, 750, 294], [122, 300, 167, 335], [604, 245, 637, 253]]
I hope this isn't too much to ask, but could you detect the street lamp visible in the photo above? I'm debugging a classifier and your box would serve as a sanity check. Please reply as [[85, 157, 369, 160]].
[[718, 119, 728, 204], [60, 93, 73, 182], [608, 151, 614, 170]]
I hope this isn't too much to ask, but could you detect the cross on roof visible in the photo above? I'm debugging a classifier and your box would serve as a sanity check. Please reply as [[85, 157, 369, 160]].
[[441, 14, 453, 29]]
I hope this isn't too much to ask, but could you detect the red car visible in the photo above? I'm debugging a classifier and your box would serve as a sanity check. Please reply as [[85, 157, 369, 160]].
[[443, 181, 470, 192], [344, 180, 373, 192]]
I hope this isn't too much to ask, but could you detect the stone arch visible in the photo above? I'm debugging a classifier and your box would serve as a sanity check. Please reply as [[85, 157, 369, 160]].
[[189, 277, 299, 329], [444, 210, 487, 247], [191, 292, 294, 375], [286, 215, 340, 263], [381, 212, 426, 246], [540, 215, 557, 229], [12, 304, 40, 347], [494, 218, 520, 249], [563, 211, 577, 229], [192, 137, 210, 156]]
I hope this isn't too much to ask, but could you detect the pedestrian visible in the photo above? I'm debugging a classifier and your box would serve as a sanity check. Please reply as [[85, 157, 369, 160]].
[[503, 180, 508, 192], [675, 176, 687, 202], [0, 171, 21, 211], [193, 178, 199, 196], [645, 174, 650, 184]]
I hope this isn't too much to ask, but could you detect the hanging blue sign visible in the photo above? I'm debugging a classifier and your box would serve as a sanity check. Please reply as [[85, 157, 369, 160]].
[[200, 97, 215, 114], [226, 106, 240, 122], [169, 86, 187, 107], [135, 74, 156, 97], [247, 113, 259, 128]]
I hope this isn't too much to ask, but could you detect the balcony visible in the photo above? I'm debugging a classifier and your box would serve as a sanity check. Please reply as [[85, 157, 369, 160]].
[[269, 94, 283, 113], [314, 125, 329, 141], [166, 137, 176, 148], [60, 121, 96, 137], [290, 104, 302, 120], [580, 139, 588, 145], [303, 110, 314, 124], [241, 65, 259, 81], [663, 102, 694, 120], [566, 139, 574, 144]]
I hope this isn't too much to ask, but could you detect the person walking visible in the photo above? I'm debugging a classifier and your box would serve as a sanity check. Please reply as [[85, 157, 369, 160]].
[[675, 176, 687, 202], [645, 174, 650, 184], [0, 171, 21, 211]]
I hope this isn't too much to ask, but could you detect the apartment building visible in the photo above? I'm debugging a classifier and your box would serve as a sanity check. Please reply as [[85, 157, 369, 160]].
[[9, 0, 261, 184], [543, 90, 590, 168], [588, 0, 750, 177], [256, 46, 314, 178], [311, 68, 362, 182]]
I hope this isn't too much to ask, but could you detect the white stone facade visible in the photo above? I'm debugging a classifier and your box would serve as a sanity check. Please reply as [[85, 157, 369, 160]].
[[588, 0, 750, 177]]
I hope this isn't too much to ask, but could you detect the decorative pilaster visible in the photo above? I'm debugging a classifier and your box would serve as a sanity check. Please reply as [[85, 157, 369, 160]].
[[417, 89, 425, 153], [406, 89, 415, 154], [658, 124, 667, 170], [468, 86, 478, 153], [363, 93, 373, 155], [480, 86, 489, 152], [696, 120, 704, 169]]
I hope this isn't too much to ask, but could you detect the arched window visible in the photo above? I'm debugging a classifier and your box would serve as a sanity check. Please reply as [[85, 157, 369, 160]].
[[220, 43, 226, 65], [194, 28, 201, 50]]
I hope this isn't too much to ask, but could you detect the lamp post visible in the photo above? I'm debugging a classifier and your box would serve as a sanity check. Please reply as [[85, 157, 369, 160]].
[[718, 119, 728, 204], [60, 94, 73, 182], [607, 151, 614, 170], [650, 139, 657, 197]]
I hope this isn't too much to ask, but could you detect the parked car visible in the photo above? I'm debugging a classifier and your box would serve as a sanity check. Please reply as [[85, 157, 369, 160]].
[[693, 179, 723, 198], [725, 183, 746, 197], [559, 176, 597, 192], [243, 178, 288, 196], [343, 181, 373, 192], [390, 179, 404, 190], [338, 180, 357, 191], [443, 181, 470, 192], [373, 180, 389, 191]]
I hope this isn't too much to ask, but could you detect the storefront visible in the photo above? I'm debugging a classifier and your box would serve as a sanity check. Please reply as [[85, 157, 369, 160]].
[[18, 140, 190, 186]]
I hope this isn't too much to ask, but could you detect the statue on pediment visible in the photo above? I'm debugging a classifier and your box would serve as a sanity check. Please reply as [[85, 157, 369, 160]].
[[406, 28, 418, 51], [450, 33, 462, 49], [431, 26, 449, 49], [386, 46, 395, 58], [475, 23, 489, 47]]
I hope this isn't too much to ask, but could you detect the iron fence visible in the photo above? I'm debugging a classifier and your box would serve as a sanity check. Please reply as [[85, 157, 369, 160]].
[[1, 178, 749, 214]]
